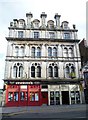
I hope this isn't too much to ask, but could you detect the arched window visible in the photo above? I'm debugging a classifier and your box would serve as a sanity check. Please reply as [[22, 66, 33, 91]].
[[70, 66, 75, 78], [31, 66, 35, 77], [69, 48, 73, 57], [13, 66, 18, 78], [65, 66, 70, 78], [48, 47, 52, 57], [13, 63, 23, 78], [19, 66, 23, 77], [37, 47, 41, 58], [48, 66, 53, 77], [53, 47, 57, 57], [54, 66, 58, 77], [19, 46, 24, 56], [37, 66, 41, 77], [31, 47, 35, 58], [64, 48, 68, 57], [15, 46, 19, 56]]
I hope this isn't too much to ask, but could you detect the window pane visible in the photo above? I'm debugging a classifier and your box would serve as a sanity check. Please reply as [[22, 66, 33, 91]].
[[19, 66, 23, 78], [53, 47, 57, 57], [30, 92, 35, 101], [34, 32, 39, 38], [15, 46, 19, 56], [37, 47, 41, 58], [54, 66, 58, 77], [64, 33, 70, 39], [13, 66, 18, 78], [37, 66, 41, 77], [19, 47, 24, 56], [48, 47, 52, 57], [48, 66, 53, 77], [31, 66, 35, 77], [8, 92, 13, 101], [31, 47, 35, 58], [18, 31, 23, 38], [35, 93, 39, 101], [65, 66, 70, 78], [14, 92, 18, 101], [20, 92, 25, 101]]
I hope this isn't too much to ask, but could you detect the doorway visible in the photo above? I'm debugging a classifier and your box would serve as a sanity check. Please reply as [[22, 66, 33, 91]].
[[62, 91, 69, 105]]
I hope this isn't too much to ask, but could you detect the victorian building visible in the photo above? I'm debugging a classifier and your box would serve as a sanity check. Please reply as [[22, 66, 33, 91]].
[[4, 12, 84, 106]]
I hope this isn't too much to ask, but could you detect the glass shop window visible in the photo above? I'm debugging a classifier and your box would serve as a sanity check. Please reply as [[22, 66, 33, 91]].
[[76, 91, 80, 104], [14, 92, 18, 101], [20, 92, 25, 101], [30, 92, 35, 101], [35, 93, 39, 101], [50, 91, 54, 105], [8, 92, 13, 101], [71, 91, 75, 104]]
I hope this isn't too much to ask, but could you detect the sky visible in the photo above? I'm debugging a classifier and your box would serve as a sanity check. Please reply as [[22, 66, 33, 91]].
[[0, 0, 87, 89]]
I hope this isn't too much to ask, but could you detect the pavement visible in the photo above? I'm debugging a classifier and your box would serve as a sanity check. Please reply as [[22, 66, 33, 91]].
[[1, 104, 87, 114]]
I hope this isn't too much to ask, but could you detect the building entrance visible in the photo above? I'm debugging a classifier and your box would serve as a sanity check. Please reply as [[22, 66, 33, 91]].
[[62, 91, 69, 105]]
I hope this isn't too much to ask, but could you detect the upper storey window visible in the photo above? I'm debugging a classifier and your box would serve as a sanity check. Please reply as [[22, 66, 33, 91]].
[[32, 19, 40, 28], [34, 32, 39, 38], [49, 32, 55, 38], [64, 33, 70, 39], [18, 31, 23, 38]]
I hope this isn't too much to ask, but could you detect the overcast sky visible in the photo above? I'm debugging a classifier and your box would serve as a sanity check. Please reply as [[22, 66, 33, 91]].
[[0, 0, 87, 89]]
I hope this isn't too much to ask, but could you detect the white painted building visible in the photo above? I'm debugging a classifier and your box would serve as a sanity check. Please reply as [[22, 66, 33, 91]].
[[4, 12, 84, 106]]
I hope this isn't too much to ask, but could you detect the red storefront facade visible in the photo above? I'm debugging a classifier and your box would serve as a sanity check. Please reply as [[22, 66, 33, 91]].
[[5, 82, 48, 107]]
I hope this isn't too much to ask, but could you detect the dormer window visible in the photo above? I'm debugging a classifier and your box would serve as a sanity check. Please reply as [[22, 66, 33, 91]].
[[62, 21, 69, 29], [18, 19, 25, 28], [47, 20, 54, 29], [33, 19, 40, 28]]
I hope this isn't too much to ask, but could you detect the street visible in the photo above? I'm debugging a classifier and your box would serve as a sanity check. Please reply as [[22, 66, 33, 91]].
[[2, 104, 87, 120]]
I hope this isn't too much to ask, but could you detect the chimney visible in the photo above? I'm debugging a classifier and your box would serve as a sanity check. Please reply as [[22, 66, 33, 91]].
[[26, 12, 33, 28], [40, 12, 47, 28], [54, 13, 61, 29]]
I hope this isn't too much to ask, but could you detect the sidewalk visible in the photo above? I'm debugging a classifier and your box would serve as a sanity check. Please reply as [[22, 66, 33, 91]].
[[1, 104, 87, 114]]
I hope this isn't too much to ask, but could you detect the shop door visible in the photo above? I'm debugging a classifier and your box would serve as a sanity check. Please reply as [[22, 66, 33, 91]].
[[62, 91, 69, 105], [42, 92, 48, 105]]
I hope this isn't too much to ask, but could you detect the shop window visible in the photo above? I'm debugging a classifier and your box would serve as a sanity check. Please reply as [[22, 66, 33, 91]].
[[50, 91, 54, 105], [25, 92, 28, 101], [35, 93, 39, 101], [55, 91, 60, 105], [8, 92, 13, 101], [76, 91, 80, 104], [30, 92, 35, 101], [14, 92, 18, 101], [30, 92, 39, 101], [20, 92, 25, 101], [71, 91, 75, 104]]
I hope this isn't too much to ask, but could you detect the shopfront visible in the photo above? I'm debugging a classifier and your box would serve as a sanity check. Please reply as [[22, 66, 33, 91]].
[[5, 82, 42, 107], [48, 84, 82, 105]]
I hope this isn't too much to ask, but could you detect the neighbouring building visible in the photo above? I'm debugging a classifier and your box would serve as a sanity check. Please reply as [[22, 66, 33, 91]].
[[3, 12, 84, 107], [79, 39, 88, 103]]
